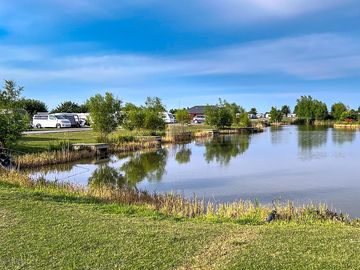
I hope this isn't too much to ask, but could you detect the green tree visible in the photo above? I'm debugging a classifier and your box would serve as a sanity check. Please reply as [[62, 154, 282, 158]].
[[281, 105, 291, 116], [51, 101, 88, 113], [331, 102, 347, 121], [205, 99, 233, 129], [358, 106, 360, 113], [313, 100, 328, 120], [87, 92, 122, 138], [145, 97, 165, 112], [225, 102, 244, 126], [239, 112, 251, 127], [18, 98, 47, 116], [340, 110, 358, 122], [0, 80, 29, 147], [270, 107, 283, 123], [122, 98, 166, 131], [122, 103, 145, 131], [0, 80, 23, 106], [294, 96, 328, 123], [175, 109, 190, 124], [249, 107, 257, 115]]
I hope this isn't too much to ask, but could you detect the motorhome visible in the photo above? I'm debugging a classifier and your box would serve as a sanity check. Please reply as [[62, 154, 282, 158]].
[[32, 113, 71, 128]]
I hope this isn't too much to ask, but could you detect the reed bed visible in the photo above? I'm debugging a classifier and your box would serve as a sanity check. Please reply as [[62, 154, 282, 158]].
[[14, 150, 95, 169], [0, 170, 350, 224]]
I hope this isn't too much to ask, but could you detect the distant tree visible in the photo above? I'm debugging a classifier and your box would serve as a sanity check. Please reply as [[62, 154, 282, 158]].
[[340, 110, 358, 122], [205, 99, 233, 129], [122, 103, 145, 131], [249, 107, 257, 115], [175, 109, 190, 124], [51, 101, 87, 113], [312, 100, 328, 120], [281, 105, 291, 116], [294, 96, 328, 123], [331, 102, 347, 121], [358, 106, 360, 113], [270, 107, 283, 123], [145, 97, 165, 112], [122, 98, 166, 131], [18, 98, 47, 116], [87, 92, 122, 138], [225, 102, 244, 126], [0, 80, 29, 147], [169, 108, 177, 115], [239, 112, 251, 127]]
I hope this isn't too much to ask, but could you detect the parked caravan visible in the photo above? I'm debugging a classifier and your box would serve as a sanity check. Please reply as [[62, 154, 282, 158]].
[[161, 112, 176, 124]]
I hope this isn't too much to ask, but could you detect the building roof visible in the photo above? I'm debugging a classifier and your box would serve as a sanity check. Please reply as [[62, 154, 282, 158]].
[[188, 105, 214, 114]]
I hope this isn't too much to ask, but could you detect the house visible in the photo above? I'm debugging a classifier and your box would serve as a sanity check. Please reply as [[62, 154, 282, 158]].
[[188, 106, 211, 119]]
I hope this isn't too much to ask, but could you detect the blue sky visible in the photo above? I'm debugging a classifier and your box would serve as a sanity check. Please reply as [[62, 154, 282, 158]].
[[0, 0, 360, 111]]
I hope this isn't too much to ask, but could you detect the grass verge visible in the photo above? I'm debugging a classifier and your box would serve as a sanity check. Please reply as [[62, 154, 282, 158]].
[[2, 176, 360, 269]]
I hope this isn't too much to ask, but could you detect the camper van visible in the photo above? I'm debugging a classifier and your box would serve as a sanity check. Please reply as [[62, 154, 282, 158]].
[[32, 113, 71, 128], [161, 112, 176, 124], [53, 113, 84, 127]]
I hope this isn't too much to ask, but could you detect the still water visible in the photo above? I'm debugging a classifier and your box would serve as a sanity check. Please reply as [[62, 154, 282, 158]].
[[29, 126, 360, 216]]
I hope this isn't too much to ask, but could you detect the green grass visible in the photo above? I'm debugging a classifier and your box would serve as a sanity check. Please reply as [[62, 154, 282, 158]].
[[15, 131, 98, 153], [2, 182, 360, 269]]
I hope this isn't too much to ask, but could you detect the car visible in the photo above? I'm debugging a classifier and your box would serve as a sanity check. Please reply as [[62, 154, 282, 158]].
[[32, 113, 72, 128], [192, 115, 206, 124]]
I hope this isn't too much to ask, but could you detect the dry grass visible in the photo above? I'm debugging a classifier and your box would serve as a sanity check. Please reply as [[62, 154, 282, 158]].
[[0, 171, 350, 225]]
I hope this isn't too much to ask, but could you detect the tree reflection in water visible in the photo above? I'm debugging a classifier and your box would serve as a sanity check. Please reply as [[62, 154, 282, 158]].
[[175, 145, 192, 164], [332, 129, 357, 145], [204, 134, 250, 165], [88, 165, 127, 190], [297, 125, 328, 151], [119, 148, 168, 186]]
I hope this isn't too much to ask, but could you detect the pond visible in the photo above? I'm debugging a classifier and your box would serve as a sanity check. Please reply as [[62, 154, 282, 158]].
[[29, 126, 360, 216]]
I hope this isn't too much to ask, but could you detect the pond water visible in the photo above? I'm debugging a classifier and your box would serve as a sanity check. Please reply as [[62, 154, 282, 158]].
[[29, 126, 360, 216]]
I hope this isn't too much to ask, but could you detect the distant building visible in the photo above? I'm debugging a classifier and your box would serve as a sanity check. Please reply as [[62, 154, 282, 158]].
[[188, 105, 213, 119]]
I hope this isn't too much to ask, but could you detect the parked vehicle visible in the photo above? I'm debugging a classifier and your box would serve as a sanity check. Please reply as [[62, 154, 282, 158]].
[[192, 115, 206, 124], [161, 112, 176, 124], [53, 113, 83, 127], [76, 113, 90, 127], [32, 113, 71, 128]]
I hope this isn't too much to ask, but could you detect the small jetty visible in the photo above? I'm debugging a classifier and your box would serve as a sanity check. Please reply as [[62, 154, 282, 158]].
[[73, 143, 109, 156]]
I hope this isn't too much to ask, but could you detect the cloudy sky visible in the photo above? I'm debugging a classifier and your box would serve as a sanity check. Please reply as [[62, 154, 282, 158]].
[[0, 0, 360, 111]]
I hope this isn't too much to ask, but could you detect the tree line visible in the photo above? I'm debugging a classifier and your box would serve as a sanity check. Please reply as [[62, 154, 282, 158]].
[[1, 80, 360, 148]]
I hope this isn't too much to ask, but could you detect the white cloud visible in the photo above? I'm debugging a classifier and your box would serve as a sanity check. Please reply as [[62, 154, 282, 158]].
[[1, 33, 360, 86]]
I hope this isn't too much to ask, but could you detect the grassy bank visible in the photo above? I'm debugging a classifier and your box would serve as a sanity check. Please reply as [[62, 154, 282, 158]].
[[1, 173, 360, 269]]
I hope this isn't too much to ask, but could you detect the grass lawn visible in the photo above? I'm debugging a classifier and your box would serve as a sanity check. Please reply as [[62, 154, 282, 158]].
[[15, 126, 211, 153], [15, 131, 98, 153], [1, 182, 360, 269]]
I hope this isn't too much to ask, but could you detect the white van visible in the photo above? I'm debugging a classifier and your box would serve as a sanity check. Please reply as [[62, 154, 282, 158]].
[[32, 113, 71, 128], [161, 112, 176, 124]]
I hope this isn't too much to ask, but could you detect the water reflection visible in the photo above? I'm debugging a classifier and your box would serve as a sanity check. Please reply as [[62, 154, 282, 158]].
[[297, 126, 328, 151], [119, 148, 168, 186], [297, 126, 328, 160], [88, 165, 127, 190], [204, 135, 250, 165], [332, 130, 357, 145], [175, 145, 192, 164], [270, 126, 284, 145]]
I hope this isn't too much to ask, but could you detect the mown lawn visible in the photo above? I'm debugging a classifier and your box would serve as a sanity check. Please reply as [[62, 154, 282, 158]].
[[1, 182, 360, 269], [15, 131, 98, 153]]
